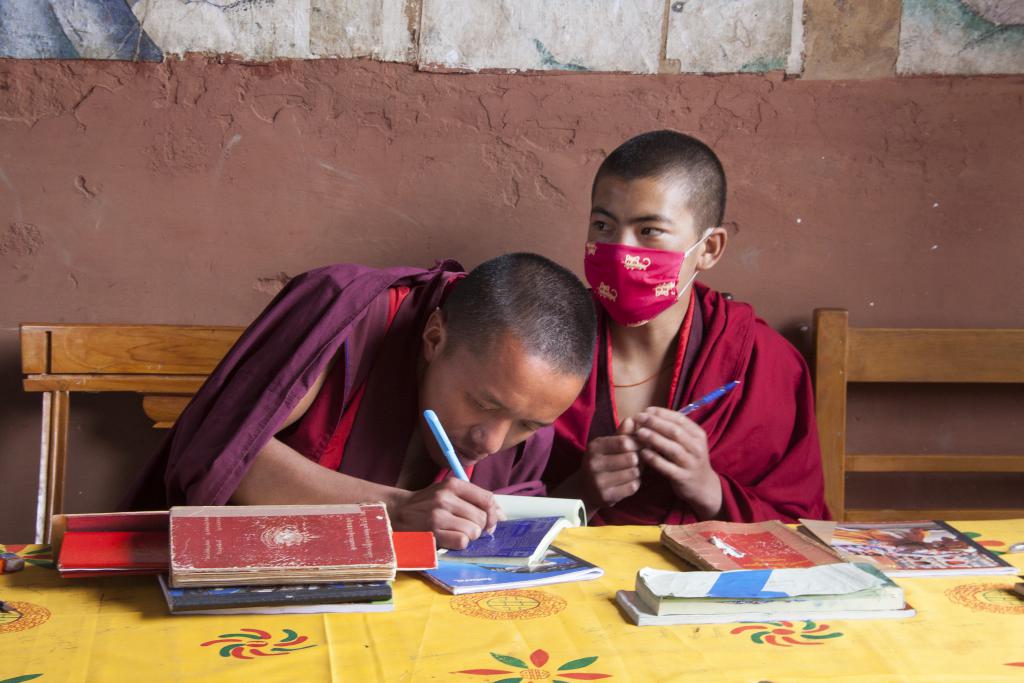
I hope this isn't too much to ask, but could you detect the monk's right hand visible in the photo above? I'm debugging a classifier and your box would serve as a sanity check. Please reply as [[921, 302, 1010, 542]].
[[581, 417, 643, 512], [391, 478, 504, 550]]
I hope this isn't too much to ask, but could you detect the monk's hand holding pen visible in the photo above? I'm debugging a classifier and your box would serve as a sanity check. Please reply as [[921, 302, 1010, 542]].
[[632, 407, 723, 520], [391, 478, 503, 550], [581, 416, 644, 511]]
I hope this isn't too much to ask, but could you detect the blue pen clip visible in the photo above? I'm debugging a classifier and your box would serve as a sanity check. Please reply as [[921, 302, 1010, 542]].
[[423, 409, 470, 481]]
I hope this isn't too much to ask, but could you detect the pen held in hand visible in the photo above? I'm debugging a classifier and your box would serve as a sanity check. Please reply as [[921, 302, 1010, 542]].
[[678, 380, 741, 416], [423, 409, 470, 481]]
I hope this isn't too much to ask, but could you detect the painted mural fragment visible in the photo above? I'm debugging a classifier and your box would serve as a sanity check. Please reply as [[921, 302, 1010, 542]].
[[418, 0, 662, 73], [898, 0, 1024, 74], [0, 0, 161, 60]]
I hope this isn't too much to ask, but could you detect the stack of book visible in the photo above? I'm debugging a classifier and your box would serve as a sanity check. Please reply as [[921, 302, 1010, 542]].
[[57, 503, 437, 615], [617, 519, 917, 626], [617, 562, 914, 626]]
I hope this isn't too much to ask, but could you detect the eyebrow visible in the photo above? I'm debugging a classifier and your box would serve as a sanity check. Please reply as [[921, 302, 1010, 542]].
[[478, 390, 553, 429], [591, 206, 675, 225]]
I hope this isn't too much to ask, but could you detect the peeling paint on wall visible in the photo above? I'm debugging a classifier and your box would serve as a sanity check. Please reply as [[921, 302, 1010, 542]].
[[898, 0, 1024, 74], [0, 222, 43, 257], [666, 0, 793, 74], [418, 0, 662, 73]]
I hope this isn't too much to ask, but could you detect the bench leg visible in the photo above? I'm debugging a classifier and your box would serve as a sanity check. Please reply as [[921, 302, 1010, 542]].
[[35, 391, 69, 544]]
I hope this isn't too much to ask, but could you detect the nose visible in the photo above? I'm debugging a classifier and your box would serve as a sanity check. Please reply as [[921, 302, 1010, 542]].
[[468, 418, 511, 458]]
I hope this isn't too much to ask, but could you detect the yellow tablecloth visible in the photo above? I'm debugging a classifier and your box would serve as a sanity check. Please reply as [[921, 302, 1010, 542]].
[[2, 521, 1022, 683]]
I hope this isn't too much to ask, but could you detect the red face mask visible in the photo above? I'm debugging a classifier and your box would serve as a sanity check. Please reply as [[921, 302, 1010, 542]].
[[584, 229, 711, 327]]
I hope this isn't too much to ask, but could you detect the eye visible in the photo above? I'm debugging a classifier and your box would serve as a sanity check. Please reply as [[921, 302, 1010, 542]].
[[640, 226, 665, 237], [591, 220, 609, 232], [469, 394, 497, 411]]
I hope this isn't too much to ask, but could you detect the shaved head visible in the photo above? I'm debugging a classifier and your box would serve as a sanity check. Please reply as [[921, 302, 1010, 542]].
[[594, 130, 727, 231]]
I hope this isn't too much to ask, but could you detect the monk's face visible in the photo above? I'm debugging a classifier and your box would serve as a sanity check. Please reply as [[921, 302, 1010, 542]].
[[590, 174, 703, 251], [419, 314, 584, 469], [588, 174, 727, 289]]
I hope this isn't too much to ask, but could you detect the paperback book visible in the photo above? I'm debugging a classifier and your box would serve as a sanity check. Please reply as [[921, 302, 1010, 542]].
[[440, 516, 569, 567], [422, 546, 603, 594], [661, 520, 842, 571], [799, 519, 1017, 577]]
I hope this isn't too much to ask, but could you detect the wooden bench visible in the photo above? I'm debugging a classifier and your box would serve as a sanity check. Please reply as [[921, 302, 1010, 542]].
[[813, 309, 1024, 522], [20, 323, 244, 542]]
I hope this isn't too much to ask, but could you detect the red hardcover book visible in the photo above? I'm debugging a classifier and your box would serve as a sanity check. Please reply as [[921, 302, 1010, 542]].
[[59, 531, 169, 574], [169, 503, 396, 587], [661, 520, 842, 571], [56, 511, 171, 577], [393, 531, 437, 570]]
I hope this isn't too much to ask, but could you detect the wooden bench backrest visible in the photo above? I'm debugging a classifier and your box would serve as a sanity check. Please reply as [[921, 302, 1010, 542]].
[[813, 309, 1024, 522], [20, 323, 243, 541]]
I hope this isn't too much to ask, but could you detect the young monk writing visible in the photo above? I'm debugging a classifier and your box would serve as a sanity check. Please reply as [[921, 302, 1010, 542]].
[[126, 254, 596, 548], [544, 130, 829, 524]]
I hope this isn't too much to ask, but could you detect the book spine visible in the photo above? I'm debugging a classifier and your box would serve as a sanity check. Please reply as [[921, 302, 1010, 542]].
[[170, 584, 393, 611]]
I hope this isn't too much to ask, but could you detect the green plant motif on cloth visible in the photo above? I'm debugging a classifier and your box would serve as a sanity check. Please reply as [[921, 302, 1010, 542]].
[[454, 648, 611, 681]]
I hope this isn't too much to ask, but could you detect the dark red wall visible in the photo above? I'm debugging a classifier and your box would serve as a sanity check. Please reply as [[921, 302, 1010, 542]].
[[2, 58, 1022, 540]]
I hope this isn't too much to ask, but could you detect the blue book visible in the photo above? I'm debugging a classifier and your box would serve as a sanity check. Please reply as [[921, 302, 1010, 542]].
[[157, 575, 393, 614], [423, 546, 604, 594], [441, 517, 570, 566]]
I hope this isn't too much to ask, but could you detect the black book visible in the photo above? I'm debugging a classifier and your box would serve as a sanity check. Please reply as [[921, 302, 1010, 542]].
[[157, 575, 393, 614]]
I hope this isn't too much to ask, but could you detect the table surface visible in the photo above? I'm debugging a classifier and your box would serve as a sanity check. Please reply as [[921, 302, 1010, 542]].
[[2, 520, 1023, 683]]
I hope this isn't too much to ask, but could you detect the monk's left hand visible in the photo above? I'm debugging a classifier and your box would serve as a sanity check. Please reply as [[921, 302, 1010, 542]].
[[631, 407, 723, 519]]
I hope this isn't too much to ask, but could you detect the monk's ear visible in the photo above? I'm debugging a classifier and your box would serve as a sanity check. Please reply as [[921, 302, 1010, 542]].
[[695, 226, 728, 272], [422, 308, 448, 362]]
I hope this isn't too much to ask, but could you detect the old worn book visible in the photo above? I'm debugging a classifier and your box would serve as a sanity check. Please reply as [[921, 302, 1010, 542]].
[[169, 503, 396, 587], [616, 589, 915, 626], [440, 517, 570, 566], [634, 562, 905, 617], [660, 520, 842, 571], [799, 519, 1017, 577], [157, 575, 393, 615]]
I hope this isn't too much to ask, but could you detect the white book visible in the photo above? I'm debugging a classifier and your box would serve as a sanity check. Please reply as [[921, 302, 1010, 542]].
[[616, 590, 916, 626], [494, 495, 587, 527]]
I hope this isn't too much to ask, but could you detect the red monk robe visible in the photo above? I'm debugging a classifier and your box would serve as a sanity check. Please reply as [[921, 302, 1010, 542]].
[[545, 282, 829, 525], [125, 261, 551, 510]]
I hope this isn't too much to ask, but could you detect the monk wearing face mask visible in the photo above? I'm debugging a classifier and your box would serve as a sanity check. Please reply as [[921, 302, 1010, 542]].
[[544, 130, 830, 526]]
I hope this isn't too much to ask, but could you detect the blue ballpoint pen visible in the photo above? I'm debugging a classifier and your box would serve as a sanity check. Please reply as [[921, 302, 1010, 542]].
[[423, 409, 470, 481], [678, 380, 741, 416]]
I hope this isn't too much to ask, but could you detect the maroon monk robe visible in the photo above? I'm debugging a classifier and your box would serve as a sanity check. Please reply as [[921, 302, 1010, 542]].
[[546, 282, 830, 525], [124, 262, 551, 510]]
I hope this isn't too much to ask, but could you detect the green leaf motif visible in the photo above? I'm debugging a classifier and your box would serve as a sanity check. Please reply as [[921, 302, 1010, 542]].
[[0, 675, 44, 683], [557, 656, 598, 671], [494, 679, 523, 683], [279, 629, 299, 643], [217, 633, 262, 640], [219, 644, 243, 658], [803, 633, 843, 640], [490, 653, 528, 668]]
